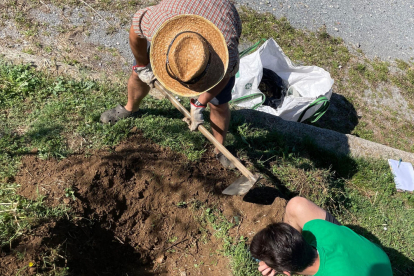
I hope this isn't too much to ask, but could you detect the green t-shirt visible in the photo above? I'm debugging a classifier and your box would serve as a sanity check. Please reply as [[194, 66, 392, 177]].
[[302, 219, 392, 276]]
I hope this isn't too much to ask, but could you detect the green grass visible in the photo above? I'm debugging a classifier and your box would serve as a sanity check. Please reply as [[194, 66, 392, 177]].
[[1, 6, 414, 275], [1, 54, 414, 275], [0, 59, 206, 168], [0, 186, 69, 248], [391, 66, 414, 97], [351, 121, 374, 140], [240, 9, 350, 79], [196, 205, 259, 276]]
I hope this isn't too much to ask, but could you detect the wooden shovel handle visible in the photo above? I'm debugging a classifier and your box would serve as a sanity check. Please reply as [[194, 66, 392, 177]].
[[154, 81, 257, 182]]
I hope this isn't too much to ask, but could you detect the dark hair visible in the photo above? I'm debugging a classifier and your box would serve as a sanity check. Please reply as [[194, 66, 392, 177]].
[[250, 223, 317, 273]]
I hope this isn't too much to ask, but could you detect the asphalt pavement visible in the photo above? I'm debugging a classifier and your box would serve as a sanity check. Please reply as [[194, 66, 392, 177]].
[[235, 0, 414, 61]]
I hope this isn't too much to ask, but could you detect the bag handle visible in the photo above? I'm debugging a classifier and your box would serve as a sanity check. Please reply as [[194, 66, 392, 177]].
[[232, 39, 267, 110], [297, 96, 330, 123], [229, 92, 265, 110], [239, 38, 267, 58]]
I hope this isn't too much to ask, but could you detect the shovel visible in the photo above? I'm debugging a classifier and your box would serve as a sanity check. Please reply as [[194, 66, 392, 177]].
[[154, 80, 261, 195]]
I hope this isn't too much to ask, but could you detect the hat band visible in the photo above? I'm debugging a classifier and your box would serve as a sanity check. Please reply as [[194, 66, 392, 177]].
[[165, 31, 211, 86]]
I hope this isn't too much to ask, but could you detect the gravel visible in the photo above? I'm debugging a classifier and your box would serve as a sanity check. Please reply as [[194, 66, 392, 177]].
[[235, 0, 414, 61], [29, 5, 134, 69], [8, 2, 413, 63]]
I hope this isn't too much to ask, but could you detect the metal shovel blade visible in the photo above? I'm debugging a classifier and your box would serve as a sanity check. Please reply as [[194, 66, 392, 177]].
[[222, 174, 261, 196]]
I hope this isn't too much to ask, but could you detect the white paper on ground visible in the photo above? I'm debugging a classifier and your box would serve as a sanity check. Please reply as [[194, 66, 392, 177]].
[[388, 159, 414, 192]]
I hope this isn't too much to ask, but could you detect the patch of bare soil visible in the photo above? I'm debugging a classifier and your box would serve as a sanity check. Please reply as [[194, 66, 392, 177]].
[[1, 133, 286, 276]]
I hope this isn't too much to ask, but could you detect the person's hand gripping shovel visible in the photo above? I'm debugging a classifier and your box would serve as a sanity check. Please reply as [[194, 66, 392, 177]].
[[154, 80, 261, 195], [182, 99, 205, 131]]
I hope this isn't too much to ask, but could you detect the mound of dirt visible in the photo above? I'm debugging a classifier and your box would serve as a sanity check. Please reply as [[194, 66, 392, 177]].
[[1, 133, 286, 275]]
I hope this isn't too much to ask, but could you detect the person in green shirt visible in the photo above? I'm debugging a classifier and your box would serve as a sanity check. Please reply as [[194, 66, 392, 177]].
[[250, 197, 392, 276]]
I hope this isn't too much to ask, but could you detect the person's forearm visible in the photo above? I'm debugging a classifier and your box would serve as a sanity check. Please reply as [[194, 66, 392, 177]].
[[129, 25, 149, 66], [197, 77, 230, 105]]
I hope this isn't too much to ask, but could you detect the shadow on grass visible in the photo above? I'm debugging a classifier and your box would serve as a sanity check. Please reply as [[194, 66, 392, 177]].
[[1, 106, 188, 159], [346, 225, 414, 276], [139, 106, 185, 119], [224, 107, 361, 213], [1, 125, 67, 159], [313, 93, 359, 134], [229, 108, 359, 178]]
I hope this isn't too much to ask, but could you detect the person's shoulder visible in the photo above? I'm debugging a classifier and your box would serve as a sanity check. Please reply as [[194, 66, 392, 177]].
[[303, 219, 345, 240], [303, 219, 337, 230]]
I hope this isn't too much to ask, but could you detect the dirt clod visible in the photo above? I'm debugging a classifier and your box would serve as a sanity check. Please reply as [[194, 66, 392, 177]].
[[28, 267, 36, 274], [63, 198, 70, 204], [156, 254, 165, 264]]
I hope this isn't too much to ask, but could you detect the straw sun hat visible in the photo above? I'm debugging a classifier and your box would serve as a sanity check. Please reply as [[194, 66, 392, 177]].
[[150, 14, 229, 97]]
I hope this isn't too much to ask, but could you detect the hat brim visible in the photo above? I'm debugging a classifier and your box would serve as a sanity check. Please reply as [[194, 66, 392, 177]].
[[150, 15, 229, 97]]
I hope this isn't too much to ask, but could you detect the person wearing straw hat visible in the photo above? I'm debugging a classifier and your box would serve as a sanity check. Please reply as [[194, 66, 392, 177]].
[[100, 0, 242, 169]]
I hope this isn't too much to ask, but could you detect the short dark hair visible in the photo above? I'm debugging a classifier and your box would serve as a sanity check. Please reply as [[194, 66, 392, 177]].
[[250, 222, 317, 273]]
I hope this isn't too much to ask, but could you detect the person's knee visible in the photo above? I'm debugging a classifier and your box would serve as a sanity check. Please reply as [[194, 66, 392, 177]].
[[127, 72, 150, 98], [285, 196, 310, 219], [129, 71, 148, 87], [129, 70, 139, 80], [209, 102, 229, 114]]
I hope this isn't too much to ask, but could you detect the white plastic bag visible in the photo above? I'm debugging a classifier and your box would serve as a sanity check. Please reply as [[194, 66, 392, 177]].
[[231, 39, 334, 123]]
